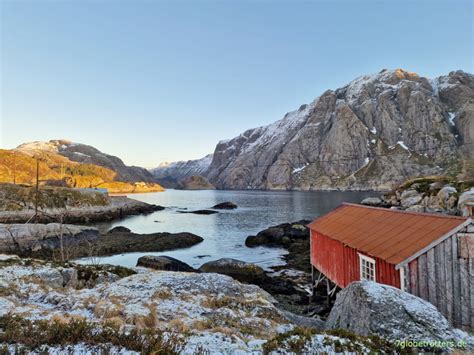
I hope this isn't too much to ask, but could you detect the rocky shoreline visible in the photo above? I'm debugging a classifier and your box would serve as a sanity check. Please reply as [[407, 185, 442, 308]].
[[1, 254, 472, 353], [1, 224, 203, 261], [0, 196, 164, 224], [360, 177, 474, 216]]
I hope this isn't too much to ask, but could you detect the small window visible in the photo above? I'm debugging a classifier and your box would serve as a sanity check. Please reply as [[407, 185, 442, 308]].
[[359, 254, 376, 281]]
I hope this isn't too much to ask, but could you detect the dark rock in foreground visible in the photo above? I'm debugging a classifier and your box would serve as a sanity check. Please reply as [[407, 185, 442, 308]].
[[199, 258, 266, 284], [211, 202, 237, 210], [246, 220, 311, 273], [137, 255, 196, 272], [177, 209, 219, 215], [326, 281, 474, 348], [245, 220, 310, 248]]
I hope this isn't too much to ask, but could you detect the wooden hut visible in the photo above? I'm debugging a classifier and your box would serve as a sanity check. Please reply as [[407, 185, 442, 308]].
[[308, 203, 474, 330]]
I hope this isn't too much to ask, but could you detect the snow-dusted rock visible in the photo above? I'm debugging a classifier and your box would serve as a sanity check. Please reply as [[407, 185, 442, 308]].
[[0, 223, 98, 253], [458, 188, 474, 216], [360, 197, 383, 206], [401, 195, 423, 208], [326, 281, 474, 349], [437, 186, 458, 208]]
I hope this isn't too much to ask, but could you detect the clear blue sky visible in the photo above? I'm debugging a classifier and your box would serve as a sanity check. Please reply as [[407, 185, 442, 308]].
[[1, 0, 473, 167]]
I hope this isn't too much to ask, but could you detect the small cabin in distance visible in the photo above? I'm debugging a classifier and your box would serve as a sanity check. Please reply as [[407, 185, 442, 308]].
[[308, 203, 474, 330]]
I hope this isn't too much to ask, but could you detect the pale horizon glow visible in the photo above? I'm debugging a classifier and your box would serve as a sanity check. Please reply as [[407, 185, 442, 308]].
[[1, 0, 473, 167]]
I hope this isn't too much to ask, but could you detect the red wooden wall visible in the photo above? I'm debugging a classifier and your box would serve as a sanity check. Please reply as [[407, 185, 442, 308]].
[[310, 230, 401, 288]]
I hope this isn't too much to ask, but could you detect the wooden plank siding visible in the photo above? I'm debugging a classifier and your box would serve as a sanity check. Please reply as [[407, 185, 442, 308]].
[[407, 231, 473, 330], [311, 227, 473, 330], [310, 230, 400, 289]]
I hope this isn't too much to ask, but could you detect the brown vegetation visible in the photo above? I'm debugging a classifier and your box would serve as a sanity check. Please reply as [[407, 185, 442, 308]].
[[0, 149, 163, 193]]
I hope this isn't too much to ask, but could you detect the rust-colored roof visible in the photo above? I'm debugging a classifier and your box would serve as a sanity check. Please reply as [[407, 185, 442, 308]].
[[308, 203, 469, 266]]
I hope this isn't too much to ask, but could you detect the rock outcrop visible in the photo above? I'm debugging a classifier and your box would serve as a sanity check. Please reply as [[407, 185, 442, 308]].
[[360, 176, 474, 215], [246, 220, 311, 272], [0, 223, 98, 254], [199, 258, 266, 284], [326, 281, 474, 349], [204, 69, 474, 190], [137, 255, 196, 272], [176, 175, 215, 190], [0, 192, 164, 224]]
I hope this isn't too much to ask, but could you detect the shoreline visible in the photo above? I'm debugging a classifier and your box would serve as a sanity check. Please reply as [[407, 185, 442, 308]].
[[0, 196, 164, 224]]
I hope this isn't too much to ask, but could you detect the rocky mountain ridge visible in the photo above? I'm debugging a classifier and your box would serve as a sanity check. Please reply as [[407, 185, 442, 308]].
[[205, 69, 474, 190], [16, 140, 156, 183], [156, 69, 474, 191]]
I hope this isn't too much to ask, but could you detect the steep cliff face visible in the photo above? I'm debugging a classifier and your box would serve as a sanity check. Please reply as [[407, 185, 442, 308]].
[[151, 154, 213, 187], [16, 140, 156, 183], [206, 69, 474, 191]]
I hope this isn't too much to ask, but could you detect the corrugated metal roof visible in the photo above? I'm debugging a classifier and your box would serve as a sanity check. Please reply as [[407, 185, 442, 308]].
[[308, 203, 469, 266]]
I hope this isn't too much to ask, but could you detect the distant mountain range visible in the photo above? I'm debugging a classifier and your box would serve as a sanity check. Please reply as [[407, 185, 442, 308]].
[[151, 154, 213, 188], [152, 69, 474, 191], [0, 140, 163, 193]]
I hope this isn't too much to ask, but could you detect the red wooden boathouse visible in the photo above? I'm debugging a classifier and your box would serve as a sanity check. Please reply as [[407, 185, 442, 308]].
[[308, 203, 474, 329]]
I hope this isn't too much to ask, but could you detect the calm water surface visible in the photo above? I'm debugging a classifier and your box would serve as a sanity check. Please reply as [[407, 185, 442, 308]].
[[85, 190, 377, 269]]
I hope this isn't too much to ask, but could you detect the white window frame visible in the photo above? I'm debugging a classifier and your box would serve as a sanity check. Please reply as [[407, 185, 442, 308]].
[[400, 266, 409, 292], [358, 253, 376, 282]]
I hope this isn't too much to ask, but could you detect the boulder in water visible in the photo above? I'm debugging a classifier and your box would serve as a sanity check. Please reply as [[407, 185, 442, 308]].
[[212, 202, 237, 210], [137, 255, 196, 272]]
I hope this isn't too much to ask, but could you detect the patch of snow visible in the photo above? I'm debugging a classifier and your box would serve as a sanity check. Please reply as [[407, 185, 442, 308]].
[[448, 112, 456, 126], [73, 152, 90, 158], [389, 141, 410, 151], [292, 166, 306, 174], [370, 127, 377, 134]]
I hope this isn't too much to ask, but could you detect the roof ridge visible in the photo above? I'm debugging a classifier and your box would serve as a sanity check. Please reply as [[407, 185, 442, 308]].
[[341, 202, 467, 220]]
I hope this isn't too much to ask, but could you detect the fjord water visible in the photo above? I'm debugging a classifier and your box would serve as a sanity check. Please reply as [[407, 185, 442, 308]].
[[91, 189, 376, 269]]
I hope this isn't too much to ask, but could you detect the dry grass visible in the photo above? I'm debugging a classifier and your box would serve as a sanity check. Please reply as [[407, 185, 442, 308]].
[[0, 314, 184, 354], [152, 287, 173, 300]]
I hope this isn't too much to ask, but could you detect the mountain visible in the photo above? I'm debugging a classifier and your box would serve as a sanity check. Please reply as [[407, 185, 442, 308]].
[[0, 140, 163, 193], [16, 140, 156, 183], [151, 154, 213, 188], [204, 69, 474, 191]]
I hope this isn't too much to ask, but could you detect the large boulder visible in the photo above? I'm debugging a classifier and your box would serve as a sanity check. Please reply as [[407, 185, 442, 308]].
[[400, 189, 423, 208], [360, 197, 383, 206], [211, 202, 237, 210], [245, 220, 310, 248], [326, 281, 474, 348], [458, 188, 474, 216], [437, 186, 458, 209], [199, 258, 266, 284], [136, 255, 196, 272]]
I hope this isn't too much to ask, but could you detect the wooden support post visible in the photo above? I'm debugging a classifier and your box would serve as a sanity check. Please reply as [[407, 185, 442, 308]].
[[326, 278, 331, 306], [35, 158, 40, 224]]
